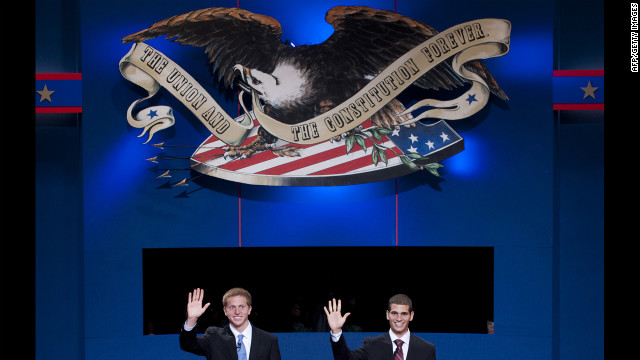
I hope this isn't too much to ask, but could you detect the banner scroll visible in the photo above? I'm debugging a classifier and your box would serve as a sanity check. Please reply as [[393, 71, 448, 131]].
[[254, 18, 511, 144], [119, 44, 254, 145]]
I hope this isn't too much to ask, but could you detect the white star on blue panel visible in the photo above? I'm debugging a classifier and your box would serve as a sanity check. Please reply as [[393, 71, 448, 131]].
[[387, 121, 462, 157]]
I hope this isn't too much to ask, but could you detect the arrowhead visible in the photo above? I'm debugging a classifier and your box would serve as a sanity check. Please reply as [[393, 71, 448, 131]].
[[157, 170, 171, 178], [174, 179, 188, 186]]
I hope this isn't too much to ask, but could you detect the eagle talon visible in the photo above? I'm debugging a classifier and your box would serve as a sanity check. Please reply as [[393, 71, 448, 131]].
[[223, 149, 252, 160], [220, 130, 278, 160]]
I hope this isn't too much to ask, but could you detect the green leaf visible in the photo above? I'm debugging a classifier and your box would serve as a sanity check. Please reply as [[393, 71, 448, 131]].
[[406, 153, 424, 159], [378, 148, 388, 165], [346, 136, 354, 154], [400, 155, 419, 170], [424, 163, 443, 177], [372, 147, 379, 166], [424, 163, 443, 170], [378, 128, 393, 135], [426, 168, 440, 177], [355, 136, 366, 151], [372, 131, 383, 141]]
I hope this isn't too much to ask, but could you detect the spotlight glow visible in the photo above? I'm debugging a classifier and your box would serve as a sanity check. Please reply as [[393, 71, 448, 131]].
[[444, 134, 485, 178]]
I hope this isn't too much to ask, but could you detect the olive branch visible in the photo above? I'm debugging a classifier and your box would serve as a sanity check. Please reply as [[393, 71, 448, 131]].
[[344, 127, 443, 177]]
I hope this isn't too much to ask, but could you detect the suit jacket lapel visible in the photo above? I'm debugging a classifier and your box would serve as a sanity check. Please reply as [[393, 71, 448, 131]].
[[380, 333, 393, 358], [248, 326, 260, 360], [223, 325, 239, 360], [405, 333, 421, 360]]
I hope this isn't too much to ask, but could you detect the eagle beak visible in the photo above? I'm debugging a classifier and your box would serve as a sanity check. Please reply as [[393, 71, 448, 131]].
[[233, 65, 248, 81], [233, 65, 252, 93]]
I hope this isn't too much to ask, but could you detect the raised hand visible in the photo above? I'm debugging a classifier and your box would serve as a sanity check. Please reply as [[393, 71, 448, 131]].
[[323, 298, 351, 334], [186, 288, 210, 327]]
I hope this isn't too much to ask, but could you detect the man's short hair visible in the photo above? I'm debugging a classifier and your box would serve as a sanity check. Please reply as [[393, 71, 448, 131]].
[[388, 294, 413, 312], [222, 287, 252, 307]]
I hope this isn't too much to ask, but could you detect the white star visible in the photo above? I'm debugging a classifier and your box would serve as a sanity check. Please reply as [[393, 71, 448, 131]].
[[425, 140, 435, 149], [392, 128, 400, 136], [440, 132, 450, 142], [407, 146, 418, 153], [409, 133, 418, 143]]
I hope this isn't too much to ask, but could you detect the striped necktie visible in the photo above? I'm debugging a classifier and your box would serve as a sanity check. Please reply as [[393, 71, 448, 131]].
[[394, 339, 404, 360], [237, 334, 247, 360]]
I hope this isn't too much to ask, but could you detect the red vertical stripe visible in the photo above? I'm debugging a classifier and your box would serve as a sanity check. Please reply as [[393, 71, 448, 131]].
[[236, 0, 241, 247], [395, 179, 398, 246], [236, 0, 242, 247], [239, 183, 242, 247]]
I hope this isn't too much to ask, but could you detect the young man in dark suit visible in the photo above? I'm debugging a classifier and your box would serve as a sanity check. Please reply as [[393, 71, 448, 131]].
[[180, 287, 282, 360], [325, 294, 436, 360]]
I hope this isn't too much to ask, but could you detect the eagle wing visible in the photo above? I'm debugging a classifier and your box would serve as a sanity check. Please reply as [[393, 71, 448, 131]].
[[122, 7, 287, 88], [321, 6, 507, 100]]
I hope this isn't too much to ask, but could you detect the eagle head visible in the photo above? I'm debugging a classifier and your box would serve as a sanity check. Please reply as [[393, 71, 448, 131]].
[[233, 60, 312, 114]]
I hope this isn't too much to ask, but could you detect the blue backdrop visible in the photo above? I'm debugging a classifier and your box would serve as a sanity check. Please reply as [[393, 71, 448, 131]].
[[35, 0, 604, 360]]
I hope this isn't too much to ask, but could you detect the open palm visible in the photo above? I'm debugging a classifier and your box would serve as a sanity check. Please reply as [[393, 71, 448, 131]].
[[323, 298, 351, 333], [187, 288, 211, 321]]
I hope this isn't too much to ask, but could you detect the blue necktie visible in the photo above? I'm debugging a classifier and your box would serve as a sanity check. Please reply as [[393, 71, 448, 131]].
[[237, 334, 247, 360]]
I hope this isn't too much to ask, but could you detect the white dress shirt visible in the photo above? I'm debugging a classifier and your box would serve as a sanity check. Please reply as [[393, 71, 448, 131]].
[[389, 329, 411, 359], [230, 322, 253, 360]]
